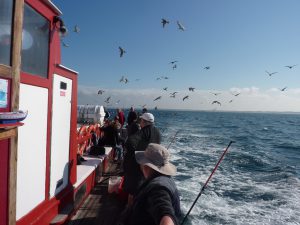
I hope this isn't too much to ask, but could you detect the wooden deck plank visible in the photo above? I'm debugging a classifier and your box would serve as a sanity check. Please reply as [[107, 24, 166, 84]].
[[67, 162, 126, 225]]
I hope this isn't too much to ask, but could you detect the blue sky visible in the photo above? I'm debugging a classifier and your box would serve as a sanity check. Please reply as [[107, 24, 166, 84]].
[[52, 0, 300, 112]]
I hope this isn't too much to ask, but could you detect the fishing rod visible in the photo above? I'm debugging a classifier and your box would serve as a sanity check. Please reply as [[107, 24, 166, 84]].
[[167, 130, 180, 150], [180, 140, 234, 225]]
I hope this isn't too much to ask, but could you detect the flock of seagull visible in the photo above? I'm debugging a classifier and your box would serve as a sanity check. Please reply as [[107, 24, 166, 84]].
[[61, 19, 297, 110]]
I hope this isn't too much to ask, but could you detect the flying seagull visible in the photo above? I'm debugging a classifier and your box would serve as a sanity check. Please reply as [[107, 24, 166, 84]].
[[154, 96, 162, 101], [265, 71, 277, 76], [104, 96, 111, 104], [172, 64, 177, 70], [280, 87, 287, 91], [62, 41, 69, 47], [119, 76, 125, 82], [74, 25, 80, 33], [170, 92, 178, 95], [229, 99, 233, 103], [232, 92, 241, 97], [211, 92, 221, 96], [170, 60, 178, 64], [119, 76, 129, 83], [97, 90, 104, 95], [161, 18, 169, 28], [188, 87, 195, 92], [204, 66, 210, 70], [163, 87, 168, 91], [154, 106, 158, 110], [183, 95, 189, 101], [119, 46, 126, 57], [177, 21, 185, 31], [285, 65, 297, 69], [212, 100, 221, 105]]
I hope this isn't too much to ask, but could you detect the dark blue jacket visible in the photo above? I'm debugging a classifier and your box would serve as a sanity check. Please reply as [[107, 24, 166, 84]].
[[119, 175, 181, 225]]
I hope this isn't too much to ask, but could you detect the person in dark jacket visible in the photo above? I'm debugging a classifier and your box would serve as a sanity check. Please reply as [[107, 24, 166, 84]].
[[117, 143, 181, 225], [123, 112, 161, 203], [127, 106, 138, 126]]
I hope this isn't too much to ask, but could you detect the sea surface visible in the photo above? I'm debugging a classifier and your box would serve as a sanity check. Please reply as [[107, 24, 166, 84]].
[[148, 110, 300, 225]]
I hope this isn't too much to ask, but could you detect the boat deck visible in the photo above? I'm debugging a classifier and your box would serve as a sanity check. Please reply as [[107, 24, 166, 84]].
[[67, 162, 127, 225]]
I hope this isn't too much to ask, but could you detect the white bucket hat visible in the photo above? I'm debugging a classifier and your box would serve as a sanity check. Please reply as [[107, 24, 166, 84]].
[[135, 143, 176, 176], [139, 112, 154, 123]]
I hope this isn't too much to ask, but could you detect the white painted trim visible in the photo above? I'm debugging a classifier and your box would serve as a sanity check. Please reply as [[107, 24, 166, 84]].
[[43, 0, 62, 15], [74, 156, 105, 189], [57, 64, 78, 74]]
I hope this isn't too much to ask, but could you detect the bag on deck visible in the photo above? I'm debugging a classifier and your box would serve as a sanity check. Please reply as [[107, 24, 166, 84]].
[[89, 145, 106, 156]]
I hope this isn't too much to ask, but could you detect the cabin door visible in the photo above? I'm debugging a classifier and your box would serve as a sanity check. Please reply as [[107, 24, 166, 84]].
[[49, 74, 72, 197]]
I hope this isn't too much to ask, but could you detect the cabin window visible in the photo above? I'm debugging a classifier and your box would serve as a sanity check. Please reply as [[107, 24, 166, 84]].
[[0, 0, 14, 66], [21, 3, 50, 78]]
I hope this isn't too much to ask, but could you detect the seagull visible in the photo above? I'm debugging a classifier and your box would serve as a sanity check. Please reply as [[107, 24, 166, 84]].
[[172, 64, 177, 70], [211, 92, 221, 96], [163, 87, 168, 91], [204, 66, 210, 70], [229, 99, 233, 103], [119, 46, 126, 57], [156, 77, 161, 80], [232, 92, 241, 97], [97, 90, 104, 95], [170, 61, 178, 64], [170, 92, 178, 98], [119, 76, 125, 82], [163, 76, 169, 79], [188, 87, 195, 92], [183, 95, 189, 101], [115, 100, 120, 104], [62, 41, 69, 47], [265, 71, 277, 76], [154, 96, 162, 101], [154, 106, 158, 110], [177, 21, 185, 31], [104, 96, 111, 104], [212, 100, 221, 105], [119, 76, 128, 83], [285, 65, 297, 69], [280, 87, 287, 91], [73, 25, 80, 33], [161, 18, 169, 28]]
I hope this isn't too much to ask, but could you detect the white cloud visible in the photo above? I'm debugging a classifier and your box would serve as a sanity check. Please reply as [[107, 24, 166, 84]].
[[78, 85, 300, 112]]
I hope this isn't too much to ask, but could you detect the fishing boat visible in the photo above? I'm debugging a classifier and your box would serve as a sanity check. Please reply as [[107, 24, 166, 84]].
[[0, 1, 122, 225]]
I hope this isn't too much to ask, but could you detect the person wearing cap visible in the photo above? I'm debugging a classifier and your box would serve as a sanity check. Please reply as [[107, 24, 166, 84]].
[[117, 143, 181, 225], [123, 112, 162, 203]]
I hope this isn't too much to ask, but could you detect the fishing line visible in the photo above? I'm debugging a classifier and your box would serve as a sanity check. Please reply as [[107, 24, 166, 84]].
[[167, 130, 180, 150], [180, 141, 234, 225]]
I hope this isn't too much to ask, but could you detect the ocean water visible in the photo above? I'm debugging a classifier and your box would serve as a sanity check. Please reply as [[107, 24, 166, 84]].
[[151, 110, 300, 225]]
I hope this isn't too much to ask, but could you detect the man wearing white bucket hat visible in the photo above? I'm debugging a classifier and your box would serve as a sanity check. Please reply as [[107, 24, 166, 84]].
[[118, 143, 181, 225]]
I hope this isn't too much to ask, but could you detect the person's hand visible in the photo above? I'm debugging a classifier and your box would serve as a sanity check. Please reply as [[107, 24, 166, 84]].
[[160, 216, 175, 225]]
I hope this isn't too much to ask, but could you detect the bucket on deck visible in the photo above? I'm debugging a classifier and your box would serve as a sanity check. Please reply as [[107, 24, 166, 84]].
[[108, 176, 122, 194]]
